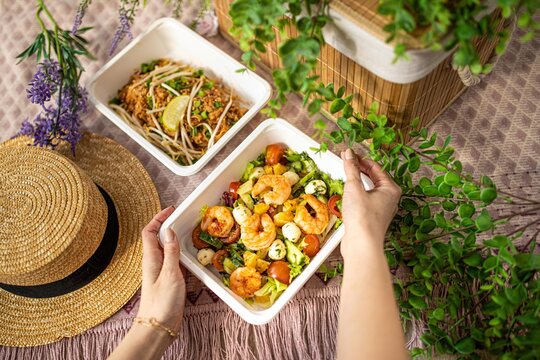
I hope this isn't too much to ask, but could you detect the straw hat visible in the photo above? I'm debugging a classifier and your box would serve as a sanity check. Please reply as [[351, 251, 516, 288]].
[[0, 133, 161, 346]]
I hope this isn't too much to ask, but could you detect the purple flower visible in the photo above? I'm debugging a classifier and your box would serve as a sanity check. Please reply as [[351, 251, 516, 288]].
[[72, 0, 93, 34], [20, 82, 88, 153], [26, 59, 61, 106], [109, 1, 139, 56], [15, 118, 35, 137]]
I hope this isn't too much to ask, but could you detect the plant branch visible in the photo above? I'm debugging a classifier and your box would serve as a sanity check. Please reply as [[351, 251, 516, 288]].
[[424, 206, 540, 241], [416, 151, 540, 205], [505, 218, 540, 238]]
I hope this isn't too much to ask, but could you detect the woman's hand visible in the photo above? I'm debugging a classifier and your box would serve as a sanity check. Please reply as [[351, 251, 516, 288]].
[[337, 149, 408, 360], [137, 206, 186, 333], [108, 207, 186, 360], [340, 148, 402, 256]]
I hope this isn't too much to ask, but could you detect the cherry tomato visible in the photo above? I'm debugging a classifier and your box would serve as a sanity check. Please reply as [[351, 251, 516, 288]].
[[302, 234, 321, 258], [222, 223, 240, 244], [328, 195, 342, 218], [212, 249, 229, 272], [192, 225, 210, 250], [229, 181, 242, 194], [267, 260, 291, 285], [265, 144, 285, 165]]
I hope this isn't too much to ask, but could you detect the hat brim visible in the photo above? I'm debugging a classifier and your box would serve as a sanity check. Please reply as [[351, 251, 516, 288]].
[[0, 133, 161, 346]]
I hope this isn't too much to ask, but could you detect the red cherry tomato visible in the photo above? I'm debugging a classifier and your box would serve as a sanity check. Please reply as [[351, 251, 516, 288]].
[[302, 235, 321, 258], [229, 181, 242, 194], [328, 195, 342, 218], [192, 225, 210, 250], [212, 249, 229, 272], [267, 260, 291, 285], [265, 144, 285, 165]]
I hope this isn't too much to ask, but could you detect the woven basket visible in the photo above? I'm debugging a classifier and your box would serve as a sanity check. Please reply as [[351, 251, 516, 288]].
[[214, 0, 505, 133]]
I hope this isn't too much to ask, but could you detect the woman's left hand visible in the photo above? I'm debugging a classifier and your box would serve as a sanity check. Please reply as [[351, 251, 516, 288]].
[[136, 206, 186, 333]]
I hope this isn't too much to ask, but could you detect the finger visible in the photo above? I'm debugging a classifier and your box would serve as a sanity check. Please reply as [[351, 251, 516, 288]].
[[161, 228, 181, 275], [142, 206, 175, 285], [341, 148, 365, 191], [142, 206, 175, 238], [356, 157, 395, 189]]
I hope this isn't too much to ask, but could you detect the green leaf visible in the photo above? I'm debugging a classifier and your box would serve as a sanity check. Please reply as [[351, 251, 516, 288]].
[[458, 203, 475, 219], [483, 256, 497, 270], [454, 337, 475, 354], [480, 188, 497, 204], [329, 98, 346, 114], [433, 308, 445, 321], [423, 185, 438, 197], [401, 198, 419, 211], [463, 253, 483, 266], [337, 117, 351, 131], [419, 219, 436, 234], [444, 171, 460, 185], [442, 200, 457, 211], [408, 156, 420, 172], [475, 210, 493, 231], [499, 248, 515, 265], [438, 182, 452, 196], [409, 296, 427, 309], [462, 182, 477, 194], [418, 177, 431, 187], [481, 175, 493, 187], [467, 190, 481, 201]]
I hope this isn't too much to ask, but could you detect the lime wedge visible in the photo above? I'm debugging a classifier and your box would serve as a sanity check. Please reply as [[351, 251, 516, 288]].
[[162, 95, 190, 133]]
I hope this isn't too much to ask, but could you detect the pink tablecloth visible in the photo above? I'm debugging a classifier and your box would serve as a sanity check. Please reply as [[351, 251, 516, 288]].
[[0, 1, 538, 359]]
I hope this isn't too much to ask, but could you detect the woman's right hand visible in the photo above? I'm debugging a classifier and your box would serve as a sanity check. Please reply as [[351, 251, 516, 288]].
[[340, 148, 402, 257]]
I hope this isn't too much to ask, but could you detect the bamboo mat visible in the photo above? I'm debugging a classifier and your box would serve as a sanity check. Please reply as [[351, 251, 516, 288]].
[[0, 1, 538, 359]]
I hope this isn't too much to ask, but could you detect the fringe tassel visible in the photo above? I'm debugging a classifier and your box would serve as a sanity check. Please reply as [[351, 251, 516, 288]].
[[1, 286, 341, 360]]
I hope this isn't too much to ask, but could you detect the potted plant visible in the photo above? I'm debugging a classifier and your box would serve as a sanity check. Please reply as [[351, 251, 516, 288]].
[[216, 0, 538, 132]]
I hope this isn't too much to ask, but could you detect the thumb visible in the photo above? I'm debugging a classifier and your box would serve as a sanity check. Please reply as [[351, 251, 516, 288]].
[[341, 148, 364, 189], [161, 228, 181, 274]]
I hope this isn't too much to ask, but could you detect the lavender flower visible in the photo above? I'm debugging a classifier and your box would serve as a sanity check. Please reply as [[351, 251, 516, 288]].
[[109, 0, 139, 56], [72, 0, 93, 34], [15, 119, 35, 137], [26, 59, 61, 106]]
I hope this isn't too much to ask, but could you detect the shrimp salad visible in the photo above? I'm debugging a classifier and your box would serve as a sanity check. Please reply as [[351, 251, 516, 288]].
[[192, 144, 344, 307]]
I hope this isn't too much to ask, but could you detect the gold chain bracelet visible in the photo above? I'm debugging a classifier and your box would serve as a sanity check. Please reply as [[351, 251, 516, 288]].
[[133, 317, 178, 338]]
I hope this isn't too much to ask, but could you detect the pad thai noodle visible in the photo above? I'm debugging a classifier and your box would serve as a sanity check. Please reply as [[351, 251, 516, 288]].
[[110, 59, 247, 165]]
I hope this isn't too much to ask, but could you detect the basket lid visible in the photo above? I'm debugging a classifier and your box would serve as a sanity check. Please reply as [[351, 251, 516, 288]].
[[330, 0, 424, 48]]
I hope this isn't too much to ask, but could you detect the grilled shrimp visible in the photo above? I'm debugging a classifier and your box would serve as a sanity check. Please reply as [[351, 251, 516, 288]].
[[251, 175, 291, 205], [241, 213, 276, 250], [294, 194, 329, 235], [229, 267, 262, 298], [201, 205, 234, 238]]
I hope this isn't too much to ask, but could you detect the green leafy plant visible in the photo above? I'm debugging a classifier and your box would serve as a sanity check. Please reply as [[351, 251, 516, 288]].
[[228, 1, 540, 357], [379, 0, 540, 72], [326, 101, 540, 358]]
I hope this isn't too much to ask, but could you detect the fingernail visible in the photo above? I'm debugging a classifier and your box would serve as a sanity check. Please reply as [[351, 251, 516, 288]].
[[163, 228, 176, 243], [345, 148, 354, 160]]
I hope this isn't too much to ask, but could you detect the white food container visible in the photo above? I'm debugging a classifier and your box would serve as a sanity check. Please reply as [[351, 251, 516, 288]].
[[160, 119, 373, 325], [87, 18, 272, 176]]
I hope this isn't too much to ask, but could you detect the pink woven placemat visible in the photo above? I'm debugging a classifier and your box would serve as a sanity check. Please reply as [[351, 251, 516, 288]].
[[0, 1, 538, 359]]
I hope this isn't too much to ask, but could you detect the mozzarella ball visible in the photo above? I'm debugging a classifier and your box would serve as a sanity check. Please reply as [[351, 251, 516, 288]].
[[233, 204, 252, 225], [282, 171, 300, 185], [268, 240, 286, 260], [282, 222, 302, 242], [305, 180, 327, 195], [197, 248, 215, 266], [249, 167, 266, 181]]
